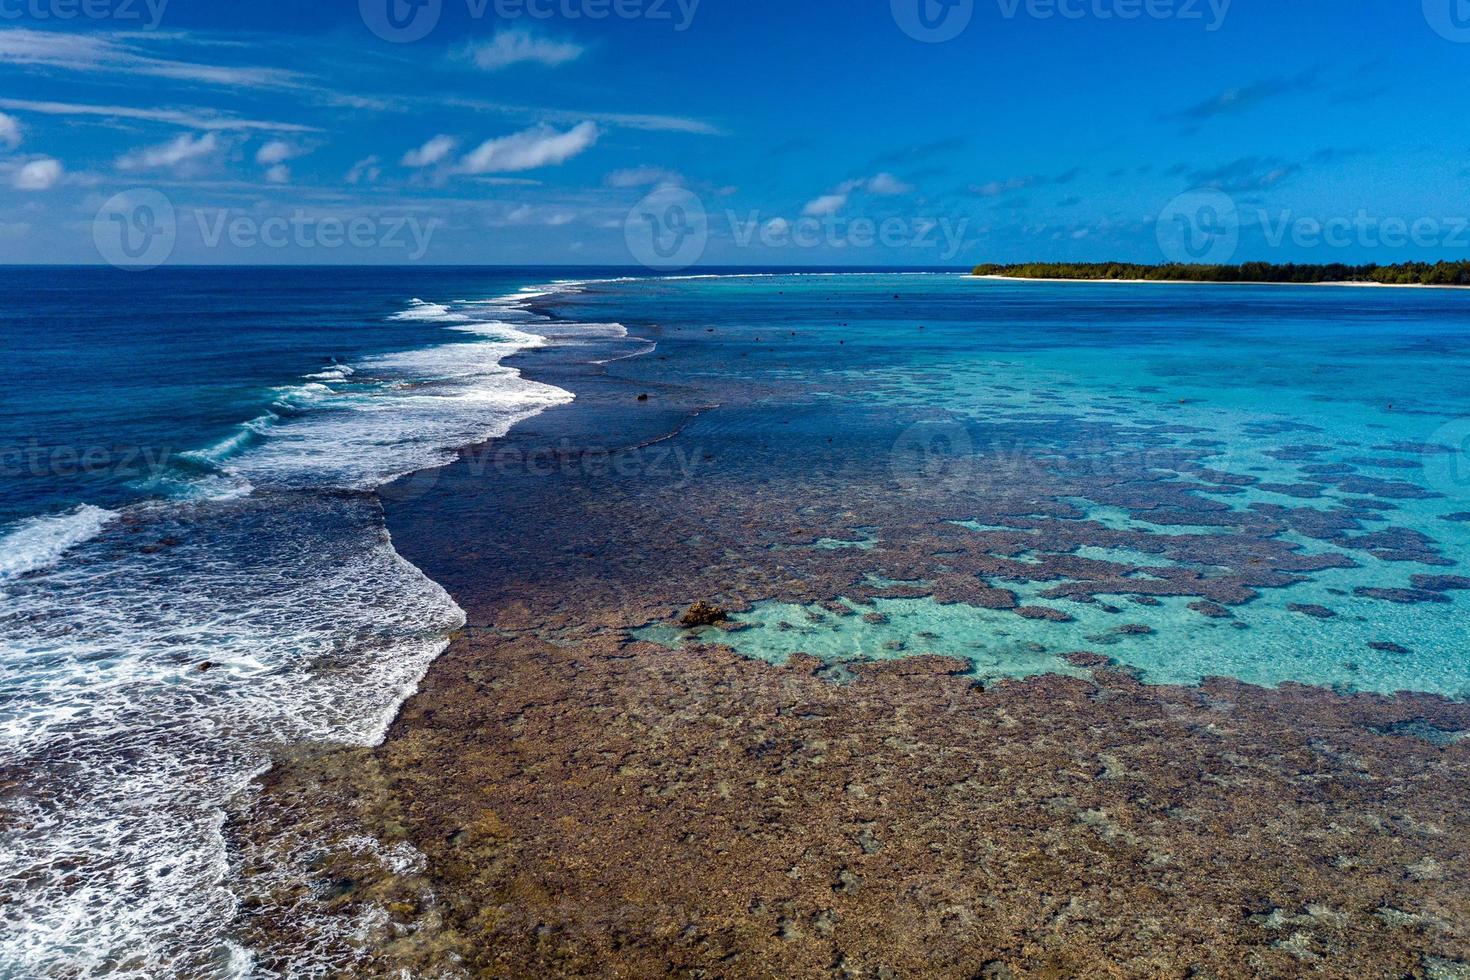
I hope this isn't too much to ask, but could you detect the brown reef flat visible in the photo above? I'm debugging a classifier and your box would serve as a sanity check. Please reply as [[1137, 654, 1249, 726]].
[[228, 304, 1470, 979], [235, 633, 1470, 979]]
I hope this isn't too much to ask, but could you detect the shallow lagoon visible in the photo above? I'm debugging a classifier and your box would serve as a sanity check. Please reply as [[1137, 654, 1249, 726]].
[[606, 275, 1470, 698]]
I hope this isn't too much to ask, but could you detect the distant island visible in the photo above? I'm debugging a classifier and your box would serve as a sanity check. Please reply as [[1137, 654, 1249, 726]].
[[972, 261, 1470, 286]]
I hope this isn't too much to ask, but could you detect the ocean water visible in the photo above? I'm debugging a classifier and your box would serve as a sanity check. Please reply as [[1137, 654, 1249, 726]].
[[0, 267, 632, 977], [4, 269, 1470, 974], [537, 275, 1470, 696]]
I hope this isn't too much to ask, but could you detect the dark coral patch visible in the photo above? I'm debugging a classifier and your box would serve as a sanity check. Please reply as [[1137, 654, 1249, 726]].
[[1353, 587, 1452, 605], [1014, 606, 1074, 623], [1344, 457, 1421, 470], [1332, 476, 1440, 500], [1411, 575, 1470, 592], [1373, 441, 1454, 455], [1256, 483, 1327, 499]]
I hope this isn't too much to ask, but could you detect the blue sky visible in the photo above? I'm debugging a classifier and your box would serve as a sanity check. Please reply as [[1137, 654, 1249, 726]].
[[1, 0, 1468, 266]]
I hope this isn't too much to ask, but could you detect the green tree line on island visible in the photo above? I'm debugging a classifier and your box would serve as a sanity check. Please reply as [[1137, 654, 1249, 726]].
[[972, 262, 1470, 286]]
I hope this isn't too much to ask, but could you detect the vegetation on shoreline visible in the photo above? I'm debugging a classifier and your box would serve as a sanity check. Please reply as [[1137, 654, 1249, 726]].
[[972, 262, 1470, 286]]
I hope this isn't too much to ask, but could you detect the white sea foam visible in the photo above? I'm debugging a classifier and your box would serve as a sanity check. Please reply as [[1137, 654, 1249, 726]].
[[447, 320, 541, 339], [305, 363, 355, 382], [0, 505, 117, 581], [178, 426, 259, 467], [532, 320, 630, 342], [216, 328, 569, 492], [0, 496, 463, 977], [387, 298, 472, 322], [0, 286, 629, 978], [595, 338, 658, 365]]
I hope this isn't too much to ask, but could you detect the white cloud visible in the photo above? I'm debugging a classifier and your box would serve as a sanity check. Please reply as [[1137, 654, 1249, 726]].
[[346, 155, 382, 184], [0, 112, 20, 149], [465, 31, 584, 71], [605, 165, 682, 188], [0, 98, 316, 133], [117, 132, 219, 171], [435, 96, 720, 136], [802, 193, 848, 217], [0, 29, 302, 90], [802, 173, 915, 216], [971, 176, 1036, 197], [498, 204, 582, 228], [12, 157, 61, 190], [866, 172, 914, 195], [402, 135, 457, 168], [0, 31, 405, 115], [252, 141, 306, 182], [255, 140, 295, 165], [458, 121, 599, 175]]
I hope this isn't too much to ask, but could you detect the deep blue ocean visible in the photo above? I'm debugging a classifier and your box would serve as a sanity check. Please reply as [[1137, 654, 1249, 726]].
[[0, 267, 599, 528], [0, 267, 630, 976], [3, 268, 1469, 976]]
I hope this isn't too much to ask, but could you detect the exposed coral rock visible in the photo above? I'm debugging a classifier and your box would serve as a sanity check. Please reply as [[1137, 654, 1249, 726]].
[[234, 635, 1470, 979], [680, 601, 730, 627]]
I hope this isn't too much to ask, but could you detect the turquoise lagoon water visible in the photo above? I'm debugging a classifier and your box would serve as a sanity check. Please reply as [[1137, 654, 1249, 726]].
[[568, 275, 1470, 697]]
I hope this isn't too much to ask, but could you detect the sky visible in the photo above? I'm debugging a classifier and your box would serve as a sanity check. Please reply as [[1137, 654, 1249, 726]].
[[0, 0, 1468, 267]]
